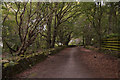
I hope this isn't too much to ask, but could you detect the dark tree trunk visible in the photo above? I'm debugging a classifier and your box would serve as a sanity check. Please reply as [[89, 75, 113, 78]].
[[64, 33, 71, 46], [17, 42, 27, 55], [51, 11, 57, 48], [108, 14, 112, 34], [85, 36, 92, 46], [47, 16, 52, 49], [83, 35, 85, 48], [51, 26, 57, 48], [108, 3, 113, 34], [98, 3, 102, 51], [17, 35, 36, 56]]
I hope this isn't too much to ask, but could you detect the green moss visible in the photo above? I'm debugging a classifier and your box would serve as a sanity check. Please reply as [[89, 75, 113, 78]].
[[3, 63, 10, 68], [2, 46, 66, 78]]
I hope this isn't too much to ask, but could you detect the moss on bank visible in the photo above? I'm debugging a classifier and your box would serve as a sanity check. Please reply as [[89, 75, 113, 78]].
[[2, 46, 66, 78]]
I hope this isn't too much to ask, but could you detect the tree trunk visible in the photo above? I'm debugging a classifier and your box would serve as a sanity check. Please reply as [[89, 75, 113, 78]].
[[51, 11, 57, 48], [85, 36, 92, 46], [64, 33, 71, 46], [46, 16, 52, 49], [98, 3, 102, 51], [98, 34, 102, 51], [108, 14, 112, 34], [16, 42, 27, 55], [108, 3, 113, 34], [51, 26, 57, 48], [83, 35, 85, 48]]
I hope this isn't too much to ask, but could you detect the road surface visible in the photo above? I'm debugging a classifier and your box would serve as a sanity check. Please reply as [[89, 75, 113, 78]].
[[17, 47, 102, 78]]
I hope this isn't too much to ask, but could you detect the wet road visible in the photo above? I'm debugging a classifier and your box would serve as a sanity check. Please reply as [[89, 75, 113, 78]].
[[17, 47, 100, 78]]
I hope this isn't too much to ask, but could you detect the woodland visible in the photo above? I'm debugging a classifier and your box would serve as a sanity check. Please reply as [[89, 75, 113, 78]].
[[1, 1, 120, 78], [2, 2, 120, 56]]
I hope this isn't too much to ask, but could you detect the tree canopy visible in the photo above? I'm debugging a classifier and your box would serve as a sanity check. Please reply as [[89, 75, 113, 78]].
[[2, 2, 120, 56]]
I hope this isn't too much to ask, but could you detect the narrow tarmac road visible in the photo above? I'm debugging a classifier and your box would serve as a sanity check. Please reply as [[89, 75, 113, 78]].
[[17, 47, 101, 78]]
